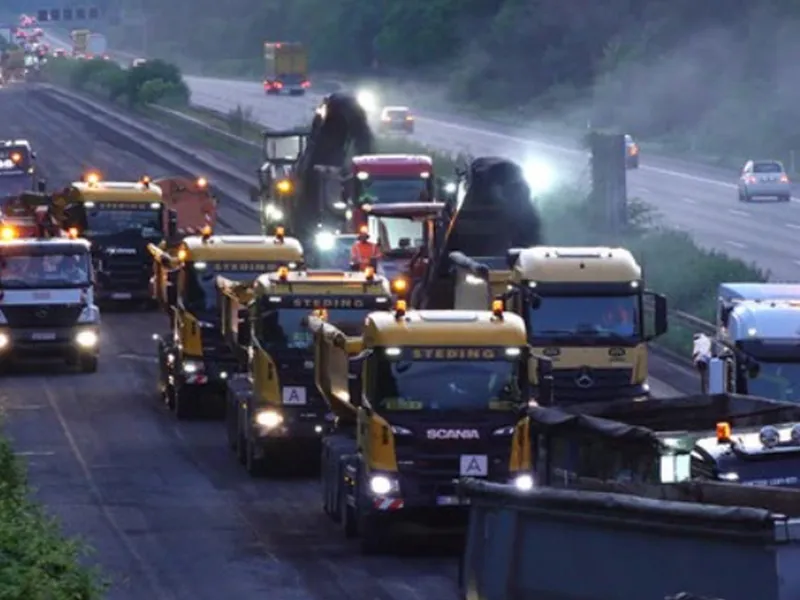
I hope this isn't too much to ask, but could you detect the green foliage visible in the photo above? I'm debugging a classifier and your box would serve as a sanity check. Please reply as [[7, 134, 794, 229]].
[[0, 434, 105, 599], [43, 56, 190, 107]]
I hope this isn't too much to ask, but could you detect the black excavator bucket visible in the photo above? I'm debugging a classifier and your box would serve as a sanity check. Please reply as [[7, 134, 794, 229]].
[[412, 157, 543, 309]]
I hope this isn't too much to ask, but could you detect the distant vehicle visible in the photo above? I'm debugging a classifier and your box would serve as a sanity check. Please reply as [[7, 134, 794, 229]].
[[53, 49, 67, 58], [86, 33, 107, 60], [263, 41, 309, 96], [378, 106, 414, 134], [738, 159, 791, 202], [131, 58, 147, 68], [625, 134, 639, 169]]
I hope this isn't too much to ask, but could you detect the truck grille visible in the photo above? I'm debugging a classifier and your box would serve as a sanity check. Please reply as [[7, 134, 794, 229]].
[[552, 367, 634, 397], [1, 304, 82, 328], [200, 328, 233, 361], [96, 255, 149, 290]]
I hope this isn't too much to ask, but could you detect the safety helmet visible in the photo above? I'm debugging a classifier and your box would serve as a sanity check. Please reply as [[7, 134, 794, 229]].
[[358, 225, 369, 242]]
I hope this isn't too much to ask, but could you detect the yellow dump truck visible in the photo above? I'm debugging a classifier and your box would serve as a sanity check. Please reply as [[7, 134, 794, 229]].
[[263, 41, 309, 95], [313, 299, 553, 553], [451, 247, 668, 403], [150, 229, 303, 419], [221, 266, 391, 475]]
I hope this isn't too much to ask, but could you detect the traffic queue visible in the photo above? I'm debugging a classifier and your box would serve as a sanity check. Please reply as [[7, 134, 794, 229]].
[[5, 140, 800, 565]]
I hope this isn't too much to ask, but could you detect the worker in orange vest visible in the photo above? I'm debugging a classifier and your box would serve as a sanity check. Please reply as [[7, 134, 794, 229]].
[[350, 225, 380, 269]]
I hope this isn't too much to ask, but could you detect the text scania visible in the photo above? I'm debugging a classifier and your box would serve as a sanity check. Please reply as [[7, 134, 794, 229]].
[[426, 429, 480, 440]]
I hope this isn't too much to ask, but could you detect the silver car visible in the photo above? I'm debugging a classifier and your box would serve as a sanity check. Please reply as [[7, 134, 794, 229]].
[[738, 160, 791, 202]]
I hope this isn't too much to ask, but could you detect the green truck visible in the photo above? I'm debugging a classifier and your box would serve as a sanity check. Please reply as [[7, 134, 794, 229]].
[[263, 41, 309, 96]]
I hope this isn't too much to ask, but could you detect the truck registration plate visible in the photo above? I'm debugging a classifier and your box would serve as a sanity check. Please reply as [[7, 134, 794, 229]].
[[31, 332, 56, 341], [111, 292, 132, 300]]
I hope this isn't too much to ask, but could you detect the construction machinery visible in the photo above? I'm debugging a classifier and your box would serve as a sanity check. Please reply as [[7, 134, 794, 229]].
[[62, 173, 164, 305], [70, 29, 89, 58], [693, 283, 800, 400], [447, 246, 668, 403], [313, 298, 554, 553], [151, 228, 303, 419], [0, 217, 99, 372], [0, 47, 26, 83], [149, 176, 217, 311], [221, 266, 391, 475]]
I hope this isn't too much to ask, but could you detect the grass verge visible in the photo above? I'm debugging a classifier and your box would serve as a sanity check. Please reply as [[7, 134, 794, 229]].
[[0, 430, 106, 598]]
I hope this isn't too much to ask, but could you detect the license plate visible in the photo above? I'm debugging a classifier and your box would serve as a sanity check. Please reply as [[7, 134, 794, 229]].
[[31, 332, 56, 341], [437, 496, 470, 506], [111, 292, 131, 299]]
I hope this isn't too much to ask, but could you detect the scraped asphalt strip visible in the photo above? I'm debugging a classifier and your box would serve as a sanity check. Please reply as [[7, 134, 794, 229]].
[[0, 81, 693, 598]]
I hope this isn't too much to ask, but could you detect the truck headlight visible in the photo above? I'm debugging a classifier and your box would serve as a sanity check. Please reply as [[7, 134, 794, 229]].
[[75, 330, 98, 348], [77, 305, 100, 323], [315, 231, 336, 251], [368, 474, 398, 495], [0, 333, 9, 349], [264, 203, 283, 221], [512, 474, 534, 492], [254, 410, 282, 429], [182, 360, 203, 374]]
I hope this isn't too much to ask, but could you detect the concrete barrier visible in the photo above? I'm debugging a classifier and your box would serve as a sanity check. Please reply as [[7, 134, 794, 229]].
[[459, 479, 800, 600]]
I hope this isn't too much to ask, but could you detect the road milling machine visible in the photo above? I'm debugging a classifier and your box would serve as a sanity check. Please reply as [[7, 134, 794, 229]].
[[251, 93, 374, 250], [220, 266, 391, 476], [150, 228, 304, 419], [312, 298, 554, 553], [692, 283, 800, 401]]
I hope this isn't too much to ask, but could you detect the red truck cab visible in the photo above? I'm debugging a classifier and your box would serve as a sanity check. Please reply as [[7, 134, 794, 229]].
[[348, 154, 434, 231], [154, 176, 217, 236]]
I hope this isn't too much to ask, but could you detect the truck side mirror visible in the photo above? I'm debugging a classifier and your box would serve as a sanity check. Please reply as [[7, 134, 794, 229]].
[[644, 291, 668, 341], [166, 209, 178, 239]]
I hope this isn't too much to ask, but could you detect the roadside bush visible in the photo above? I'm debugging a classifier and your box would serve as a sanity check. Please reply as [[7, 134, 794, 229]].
[[43, 56, 191, 108], [0, 434, 104, 599]]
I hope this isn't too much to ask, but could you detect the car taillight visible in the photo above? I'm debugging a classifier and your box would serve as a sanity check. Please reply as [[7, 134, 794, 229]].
[[301, 80, 310, 88], [274, 82, 283, 88], [781, 174, 790, 183], [746, 176, 757, 184]]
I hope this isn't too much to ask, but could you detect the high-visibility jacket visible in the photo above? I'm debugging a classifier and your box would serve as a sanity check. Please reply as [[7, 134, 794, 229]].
[[350, 240, 380, 266]]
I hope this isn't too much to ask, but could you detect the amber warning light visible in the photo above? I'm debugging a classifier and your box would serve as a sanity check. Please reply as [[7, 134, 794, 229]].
[[716, 421, 731, 443]]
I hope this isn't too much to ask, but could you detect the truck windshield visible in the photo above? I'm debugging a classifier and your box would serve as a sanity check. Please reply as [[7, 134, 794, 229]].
[[375, 359, 520, 411], [184, 268, 253, 314], [372, 217, 423, 257], [84, 205, 161, 238], [357, 176, 430, 204], [529, 294, 641, 342], [258, 308, 369, 349], [0, 252, 90, 288], [746, 362, 800, 402]]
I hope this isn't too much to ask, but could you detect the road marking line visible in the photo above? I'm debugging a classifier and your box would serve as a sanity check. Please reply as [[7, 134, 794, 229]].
[[787, 223, 800, 230], [728, 209, 750, 217], [725, 240, 746, 248], [15, 451, 55, 457], [682, 198, 696, 204], [5, 404, 45, 410]]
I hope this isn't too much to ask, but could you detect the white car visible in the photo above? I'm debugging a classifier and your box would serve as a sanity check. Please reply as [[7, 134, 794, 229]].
[[738, 159, 791, 202]]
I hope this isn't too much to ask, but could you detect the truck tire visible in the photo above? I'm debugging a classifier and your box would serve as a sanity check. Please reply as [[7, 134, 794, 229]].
[[79, 355, 98, 373], [245, 437, 266, 476]]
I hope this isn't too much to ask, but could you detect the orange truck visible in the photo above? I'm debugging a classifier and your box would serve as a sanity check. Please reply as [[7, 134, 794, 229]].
[[150, 176, 217, 309]]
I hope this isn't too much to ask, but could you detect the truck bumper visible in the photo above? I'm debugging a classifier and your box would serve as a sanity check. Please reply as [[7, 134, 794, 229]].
[[0, 325, 99, 360]]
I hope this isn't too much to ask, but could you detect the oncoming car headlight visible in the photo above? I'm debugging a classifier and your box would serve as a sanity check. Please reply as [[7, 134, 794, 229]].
[[315, 231, 336, 251], [255, 410, 283, 429]]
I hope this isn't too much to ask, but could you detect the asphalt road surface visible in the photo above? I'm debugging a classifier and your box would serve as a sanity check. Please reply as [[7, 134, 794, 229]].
[[0, 88, 460, 599], [0, 83, 693, 597]]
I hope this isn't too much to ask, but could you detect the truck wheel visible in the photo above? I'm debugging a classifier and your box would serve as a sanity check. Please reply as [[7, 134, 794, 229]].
[[174, 386, 195, 420], [79, 355, 98, 373]]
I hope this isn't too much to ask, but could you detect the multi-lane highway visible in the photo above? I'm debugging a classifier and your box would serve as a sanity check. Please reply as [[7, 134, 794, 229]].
[[0, 88, 463, 599], [41, 29, 797, 278]]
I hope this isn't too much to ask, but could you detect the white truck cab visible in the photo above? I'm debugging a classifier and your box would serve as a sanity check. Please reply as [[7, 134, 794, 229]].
[[0, 237, 99, 372]]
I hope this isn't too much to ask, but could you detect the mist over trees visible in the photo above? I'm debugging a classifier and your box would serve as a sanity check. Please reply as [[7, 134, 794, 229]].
[[111, 0, 800, 162]]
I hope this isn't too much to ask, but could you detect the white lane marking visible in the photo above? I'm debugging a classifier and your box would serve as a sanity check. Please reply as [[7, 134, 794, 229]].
[[15, 451, 55, 457], [787, 223, 800, 230], [5, 404, 45, 410], [682, 198, 696, 204], [725, 240, 746, 248], [794, 260, 800, 267], [728, 209, 750, 217]]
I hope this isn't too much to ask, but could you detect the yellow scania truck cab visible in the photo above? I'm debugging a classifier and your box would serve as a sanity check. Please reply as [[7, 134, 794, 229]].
[[453, 246, 668, 403], [65, 173, 164, 305], [154, 230, 303, 419], [313, 300, 552, 553], [222, 267, 392, 476]]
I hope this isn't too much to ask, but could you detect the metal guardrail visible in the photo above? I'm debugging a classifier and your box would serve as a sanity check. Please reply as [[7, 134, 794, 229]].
[[43, 87, 719, 345]]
